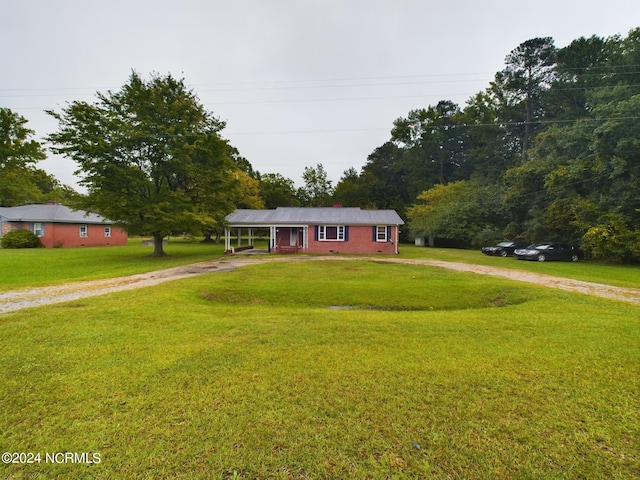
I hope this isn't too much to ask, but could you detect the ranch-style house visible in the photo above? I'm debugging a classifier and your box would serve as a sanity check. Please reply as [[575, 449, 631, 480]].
[[0, 203, 128, 248], [225, 206, 404, 254]]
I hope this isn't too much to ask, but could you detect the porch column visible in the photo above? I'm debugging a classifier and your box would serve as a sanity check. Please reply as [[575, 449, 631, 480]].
[[237, 228, 242, 247], [303, 226, 309, 250], [248, 228, 253, 246], [224, 227, 230, 252], [395, 226, 400, 254]]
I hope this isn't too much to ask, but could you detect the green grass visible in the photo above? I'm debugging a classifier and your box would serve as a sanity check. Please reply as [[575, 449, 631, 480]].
[[2, 240, 640, 293], [0, 237, 227, 291], [399, 244, 640, 290], [1, 261, 638, 479]]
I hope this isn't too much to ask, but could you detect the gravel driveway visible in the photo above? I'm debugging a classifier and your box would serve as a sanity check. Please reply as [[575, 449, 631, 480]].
[[1, 255, 639, 314]]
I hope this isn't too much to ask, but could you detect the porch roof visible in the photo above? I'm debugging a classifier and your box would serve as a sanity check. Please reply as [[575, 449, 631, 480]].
[[226, 207, 404, 227]]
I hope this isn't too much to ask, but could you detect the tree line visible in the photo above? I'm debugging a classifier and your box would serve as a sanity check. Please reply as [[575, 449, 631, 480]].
[[332, 28, 640, 263], [2, 28, 639, 261]]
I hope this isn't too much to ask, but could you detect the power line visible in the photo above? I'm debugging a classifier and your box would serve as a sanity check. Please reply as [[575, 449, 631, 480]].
[[2, 66, 639, 100]]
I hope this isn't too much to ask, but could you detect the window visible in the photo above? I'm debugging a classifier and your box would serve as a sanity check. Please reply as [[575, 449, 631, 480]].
[[104, 226, 111, 238], [319, 225, 345, 241], [376, 226, 387, 242], [33, 223, 44, 237], [79, 224, 88, 237]]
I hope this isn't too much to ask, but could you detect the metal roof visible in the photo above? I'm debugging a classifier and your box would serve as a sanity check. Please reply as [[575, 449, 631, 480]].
[[0, 204, 113, 224], [226, 207, 404, 226]]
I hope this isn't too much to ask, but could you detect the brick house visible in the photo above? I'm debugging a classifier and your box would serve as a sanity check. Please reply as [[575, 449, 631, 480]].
[[0, 203, 128, 248], [225, 207, 404, 254]]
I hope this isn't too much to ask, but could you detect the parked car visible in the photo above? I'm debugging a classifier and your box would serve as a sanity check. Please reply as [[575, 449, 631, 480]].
[[514, 243, 584, 262], [482, 241, 530, 257]]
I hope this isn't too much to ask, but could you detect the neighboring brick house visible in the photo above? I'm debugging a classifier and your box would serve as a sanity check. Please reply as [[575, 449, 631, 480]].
[[0, 203, 128, 248], [225, 207, 404, 254]]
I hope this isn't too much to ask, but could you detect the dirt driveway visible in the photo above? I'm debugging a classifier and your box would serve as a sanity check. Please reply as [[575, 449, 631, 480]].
[[1, 255, 639, 314]]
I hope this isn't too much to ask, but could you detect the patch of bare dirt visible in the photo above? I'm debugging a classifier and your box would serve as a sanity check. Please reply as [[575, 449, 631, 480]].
[[1, 255, 638, 314]]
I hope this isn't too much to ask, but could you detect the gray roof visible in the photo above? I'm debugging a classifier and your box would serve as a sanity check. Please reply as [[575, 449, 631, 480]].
[[226, 207, 404, 226], [0, 204, 113, 224]]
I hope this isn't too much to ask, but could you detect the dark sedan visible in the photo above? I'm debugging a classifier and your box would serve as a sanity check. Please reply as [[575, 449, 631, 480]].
[[514, 243, 584, 262], [482, 241, 530, 257]]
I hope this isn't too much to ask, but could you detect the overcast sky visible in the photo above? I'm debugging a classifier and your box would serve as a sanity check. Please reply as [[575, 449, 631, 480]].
[[2, 0, 639, 190]]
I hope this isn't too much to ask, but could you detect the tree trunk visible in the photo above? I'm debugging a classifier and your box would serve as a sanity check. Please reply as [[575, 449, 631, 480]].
[[152, 233, 166, 257], [521, 70, 533, 163], [521, 100, 532, 163], [201, 232, 215, 244]]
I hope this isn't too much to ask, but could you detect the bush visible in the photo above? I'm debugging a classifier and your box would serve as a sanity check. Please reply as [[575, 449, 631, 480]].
[[582, 215, 640, 263], [0, 229, 43, 249]]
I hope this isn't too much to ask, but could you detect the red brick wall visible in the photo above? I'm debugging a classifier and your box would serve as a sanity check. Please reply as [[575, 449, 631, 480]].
[[44, 223, 128, 248], [2, 222, 128, 248], [306, 225, 398, 254], [1, 221, 14, 236]]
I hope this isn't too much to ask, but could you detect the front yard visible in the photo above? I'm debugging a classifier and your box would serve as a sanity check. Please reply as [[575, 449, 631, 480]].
[[1, 260, 638, 478]]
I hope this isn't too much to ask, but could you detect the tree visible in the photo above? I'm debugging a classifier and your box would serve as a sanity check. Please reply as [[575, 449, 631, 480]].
[[0, 108, 52, 206], [459, 91, 516, 181], [360, 141, 413, 215], [299, 163, 334, 207], [47, 72, 237, 256], [407, 180, 507, 247], [391, 100, 466, 186], [546, 35, 611, 120], [332, 167, 367, 207], [199, 149, 265, 244], [492, 37, 556, 162], [258, 172, 300, 208]]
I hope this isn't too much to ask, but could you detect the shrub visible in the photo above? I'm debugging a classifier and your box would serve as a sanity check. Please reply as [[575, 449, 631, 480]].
[[0, 229, 43, 249], [582, 214, 640, 263]]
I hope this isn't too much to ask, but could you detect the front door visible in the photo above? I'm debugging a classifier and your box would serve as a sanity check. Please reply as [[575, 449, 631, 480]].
[[290, 228, 298, 247]]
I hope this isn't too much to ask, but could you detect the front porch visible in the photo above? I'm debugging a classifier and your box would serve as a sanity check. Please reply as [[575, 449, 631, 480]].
[[224, 226, 309, 254]]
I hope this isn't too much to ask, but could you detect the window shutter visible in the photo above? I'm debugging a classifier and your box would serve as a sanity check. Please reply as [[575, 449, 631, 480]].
[[387, 226, 392, 242], [314, 225, 319, 241], [372, 226, 377, 242], [344, 226, 349, 242]]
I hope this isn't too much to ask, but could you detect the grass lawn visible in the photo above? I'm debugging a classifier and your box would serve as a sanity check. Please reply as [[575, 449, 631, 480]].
[[0, 237, 228, 291], [1, 260, 638, 479], [2, 240, 640, 293], [398, 245, 640, 290]]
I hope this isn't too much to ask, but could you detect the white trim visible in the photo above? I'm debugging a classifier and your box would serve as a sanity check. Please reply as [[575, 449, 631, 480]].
[[33, 222, 44, 237], [319, 225, 345, 241]]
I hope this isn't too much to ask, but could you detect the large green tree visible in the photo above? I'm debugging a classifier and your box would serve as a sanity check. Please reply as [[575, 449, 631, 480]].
[[257, 172, 300, 208], [0, 108, 53, 206], [391, 100, 467, 187], [491, 37, 557, 162], [47, 72, 237, 256], [299, 163, 334, 207], [407, 179, 507, 247], [332, 167, 374, 208]]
